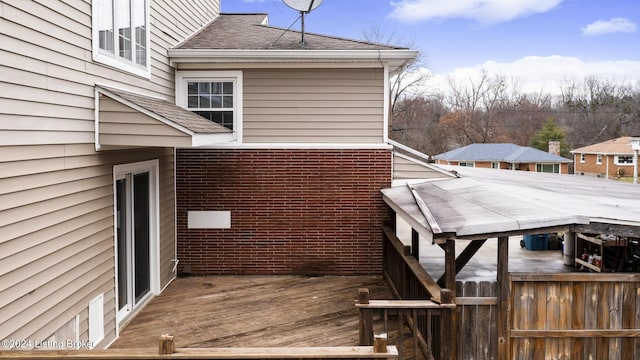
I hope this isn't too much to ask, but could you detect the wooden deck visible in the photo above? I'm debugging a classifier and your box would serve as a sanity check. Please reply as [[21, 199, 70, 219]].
[[111, 276, 393, 349]]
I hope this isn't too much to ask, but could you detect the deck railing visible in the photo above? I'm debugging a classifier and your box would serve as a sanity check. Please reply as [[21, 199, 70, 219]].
[[372, 226, 456, 359], [1, 340, 398, 359]]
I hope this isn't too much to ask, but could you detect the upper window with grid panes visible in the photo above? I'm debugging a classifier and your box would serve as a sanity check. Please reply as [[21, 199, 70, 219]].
[[177, 71, 242, 134], [187, 81, 235, 130], [92, 0, 150, 77]]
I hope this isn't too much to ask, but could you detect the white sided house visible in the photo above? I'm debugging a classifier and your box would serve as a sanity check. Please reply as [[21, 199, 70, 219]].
[[0, 0, 446, 350]]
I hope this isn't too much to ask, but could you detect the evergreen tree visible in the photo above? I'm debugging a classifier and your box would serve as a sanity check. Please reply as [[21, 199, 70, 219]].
[[529, 119, 570, 157]]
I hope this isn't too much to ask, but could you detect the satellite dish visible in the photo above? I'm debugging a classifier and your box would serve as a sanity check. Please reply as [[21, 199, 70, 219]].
[[283, 0, 323, 12], [282, 0, 323, 47]]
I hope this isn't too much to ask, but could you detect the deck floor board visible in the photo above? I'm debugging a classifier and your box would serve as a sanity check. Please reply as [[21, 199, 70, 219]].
[[111, 275, 393, 349]]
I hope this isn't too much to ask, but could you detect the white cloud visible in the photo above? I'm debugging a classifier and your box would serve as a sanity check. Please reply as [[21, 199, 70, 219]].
[[388, 0, 565, 25], [424, 56, 640, 96], [581, 18, 637, 36]]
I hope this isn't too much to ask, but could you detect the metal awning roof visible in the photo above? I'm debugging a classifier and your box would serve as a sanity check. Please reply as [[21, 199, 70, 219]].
[[382, 166, 640, 242]]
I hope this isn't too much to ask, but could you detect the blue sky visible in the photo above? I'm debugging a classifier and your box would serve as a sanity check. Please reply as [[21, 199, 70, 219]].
[[222, 0, 640, 95]]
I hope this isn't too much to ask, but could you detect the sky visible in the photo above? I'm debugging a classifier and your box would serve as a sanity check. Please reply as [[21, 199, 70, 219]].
[[221, 0, 640, 97]]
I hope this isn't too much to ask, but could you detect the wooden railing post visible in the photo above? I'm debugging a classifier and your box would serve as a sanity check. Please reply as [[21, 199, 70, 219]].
[[158, 334, 175, 355], [440, 289, 456, 360], [373, 333, 388, 353], [358, 288, 373, 346]]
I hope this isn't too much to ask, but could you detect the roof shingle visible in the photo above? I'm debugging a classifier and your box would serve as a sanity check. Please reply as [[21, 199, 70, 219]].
[[434, 143, 572, 163], [175, 13, 406, 51]]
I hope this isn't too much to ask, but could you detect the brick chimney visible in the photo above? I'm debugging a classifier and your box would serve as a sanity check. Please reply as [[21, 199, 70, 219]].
[[548, 141, 560, 156]]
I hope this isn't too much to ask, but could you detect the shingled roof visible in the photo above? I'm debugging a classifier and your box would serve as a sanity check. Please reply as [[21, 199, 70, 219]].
[[175, 13, 405, 51], [169, 14, 417, 72], [434, 143, 572, 163], [571, 136, 635, 155]]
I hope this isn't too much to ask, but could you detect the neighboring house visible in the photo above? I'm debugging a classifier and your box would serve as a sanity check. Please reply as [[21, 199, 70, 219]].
[[433, 143, 573, 174], [571, 136, 639, 179], [1, 0, 443, 350]]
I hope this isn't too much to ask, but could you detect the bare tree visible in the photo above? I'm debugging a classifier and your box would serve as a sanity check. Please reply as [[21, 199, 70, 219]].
[[361, 26, 431, 118], [442, 70, 509, 144], [560, 77, 639, 147]]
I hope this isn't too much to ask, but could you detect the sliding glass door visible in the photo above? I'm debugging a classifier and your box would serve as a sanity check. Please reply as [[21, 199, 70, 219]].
[[116, 171, 151, 321]]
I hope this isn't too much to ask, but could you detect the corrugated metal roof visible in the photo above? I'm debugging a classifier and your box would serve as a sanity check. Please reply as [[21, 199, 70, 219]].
[[434, 143, 572, 163], [382, 166, 640, 241]]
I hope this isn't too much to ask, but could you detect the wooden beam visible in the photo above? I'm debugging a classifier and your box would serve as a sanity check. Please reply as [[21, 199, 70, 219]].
[[358, 288, 373, 346], [0, 346, 399, 359], [356, 300, 456, 309], [510, 273, 640, 282], [434, 225, 572, 241], [510, 329, 640, 338], [574, 223, 640, 238], [454, 297, 498, 305], [496, 236, 510, 360], [411, 228, 419, 260], [383, 226, 443, 303], [437, 239, 487, 286], [443, 239, 456, 296]]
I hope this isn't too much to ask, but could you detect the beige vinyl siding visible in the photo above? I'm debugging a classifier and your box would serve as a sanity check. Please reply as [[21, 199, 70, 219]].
[[243, 68, 385, 144], [0, 144, 175, 346], [1, 0, 215, 347], [98, 97, 193, 148], [158, 150, 177, 287], [393, 153, 448, 180]]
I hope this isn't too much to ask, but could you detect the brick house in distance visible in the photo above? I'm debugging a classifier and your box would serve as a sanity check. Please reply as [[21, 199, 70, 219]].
[[433, 143, 572, 174], [571, 136, 640, 179]]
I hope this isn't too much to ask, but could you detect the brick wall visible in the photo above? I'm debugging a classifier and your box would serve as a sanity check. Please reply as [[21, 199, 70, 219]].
[[575, 153, 637, 178], [176, 149, 392, 275]]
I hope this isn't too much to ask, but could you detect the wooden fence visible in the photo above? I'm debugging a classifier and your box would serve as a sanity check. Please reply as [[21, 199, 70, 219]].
[[456, 281, 498, 359], [510, 273, 640, 359]]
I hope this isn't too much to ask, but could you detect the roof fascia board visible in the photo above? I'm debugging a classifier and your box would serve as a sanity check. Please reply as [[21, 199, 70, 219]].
[[169, 49, 417, 67], [190, 143, 394, 150], [381, 192, 438, 243], [192, 133, 235, 147]]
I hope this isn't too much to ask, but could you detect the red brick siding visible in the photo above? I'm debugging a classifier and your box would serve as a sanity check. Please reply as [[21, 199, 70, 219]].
[[176, 149, 392, 275], [575, 153, 638, 178]]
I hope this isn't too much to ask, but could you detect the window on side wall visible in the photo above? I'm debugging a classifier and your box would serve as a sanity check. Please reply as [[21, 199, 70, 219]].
[[596, 154, 602, 164], [177, 71, 243, 136], [615, 155, 633, 165], [536, 163, 560, 173], [93, 0, 150, 77], [459, 162, 474, 167], [580, 154, 585, 163], [491, 162, 500, 169]]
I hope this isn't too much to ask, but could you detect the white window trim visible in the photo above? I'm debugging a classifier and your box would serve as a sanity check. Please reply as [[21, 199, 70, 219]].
[[614, 155, 634, 166], [176, 71, 243, 143], [596, 154, 603, 165], [91, 0, 151, 78], [580, 154, 585, 163], [459, 162, 474, 167]]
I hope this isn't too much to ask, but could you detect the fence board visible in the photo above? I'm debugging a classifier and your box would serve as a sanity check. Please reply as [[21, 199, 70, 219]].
[[510, 275, 640, 359], [571, 282, 585, 358]]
